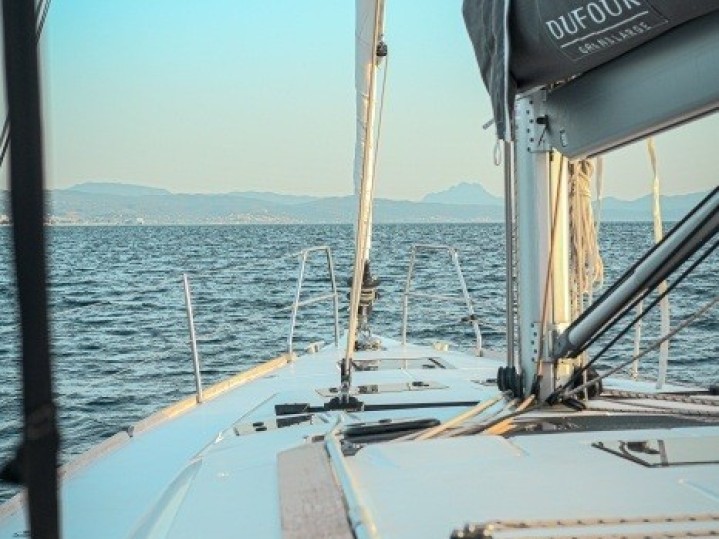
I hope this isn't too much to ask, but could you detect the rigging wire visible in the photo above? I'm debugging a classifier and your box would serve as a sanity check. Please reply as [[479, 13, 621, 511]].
[[551, 237, 719, 403], [563, 187, 718, 360], [580, 236, 717, 369], [561, 292, 719, 401], [370, 51, 389, 192]]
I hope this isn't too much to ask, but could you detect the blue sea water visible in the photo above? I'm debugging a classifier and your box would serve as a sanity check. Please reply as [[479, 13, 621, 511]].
[[0, 223, 717, 503]]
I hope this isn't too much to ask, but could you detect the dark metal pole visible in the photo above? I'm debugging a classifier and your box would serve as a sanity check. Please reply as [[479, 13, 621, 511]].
[[2, 0, 60, 537], [553, 188, 719, 360]]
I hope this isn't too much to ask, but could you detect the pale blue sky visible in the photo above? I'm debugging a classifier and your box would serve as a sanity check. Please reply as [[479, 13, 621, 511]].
[[22, 1, 719, 200]]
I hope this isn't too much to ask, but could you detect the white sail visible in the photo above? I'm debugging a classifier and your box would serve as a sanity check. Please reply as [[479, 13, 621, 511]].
[[341, 0, 386, 381], [353, 0, 385, 260]]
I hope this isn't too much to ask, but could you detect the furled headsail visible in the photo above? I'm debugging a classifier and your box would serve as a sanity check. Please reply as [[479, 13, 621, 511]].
[[353, 0, 386, 259]]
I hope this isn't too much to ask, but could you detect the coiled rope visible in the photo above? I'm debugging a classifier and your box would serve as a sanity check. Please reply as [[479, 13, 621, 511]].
[[568, 159, 604, 319]]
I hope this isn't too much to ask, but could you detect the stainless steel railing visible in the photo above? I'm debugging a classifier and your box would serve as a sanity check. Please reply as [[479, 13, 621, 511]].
[[182, 273, 204, 403], [401, 244, 482, 355], [287, 246, 340, 354]]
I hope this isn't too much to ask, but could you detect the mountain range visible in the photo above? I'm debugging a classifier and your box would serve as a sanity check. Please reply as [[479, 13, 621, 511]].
[[0, 181, 707, 225]]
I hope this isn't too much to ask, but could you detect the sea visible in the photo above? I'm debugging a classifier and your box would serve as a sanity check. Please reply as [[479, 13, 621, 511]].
[[0, 222, 717, 503]]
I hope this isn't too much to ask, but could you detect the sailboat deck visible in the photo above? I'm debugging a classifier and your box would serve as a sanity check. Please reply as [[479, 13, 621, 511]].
[[1, 338, 718, 538]]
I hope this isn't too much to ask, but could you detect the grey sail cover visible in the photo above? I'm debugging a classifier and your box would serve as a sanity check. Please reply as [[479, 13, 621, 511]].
[[463, 0, 719, 140]]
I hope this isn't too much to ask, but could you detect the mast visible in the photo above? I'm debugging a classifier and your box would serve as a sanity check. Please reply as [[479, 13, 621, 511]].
[[337, 0, 385, 405], [513, 91, 572, 399]]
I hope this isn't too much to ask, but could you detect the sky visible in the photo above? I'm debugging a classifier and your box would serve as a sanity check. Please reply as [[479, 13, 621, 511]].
[[7, 0, 718, 200]]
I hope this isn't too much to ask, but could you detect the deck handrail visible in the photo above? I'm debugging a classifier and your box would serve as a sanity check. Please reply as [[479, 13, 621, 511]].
[[287, 246, 340, 354], [401, 244, 482, 355]]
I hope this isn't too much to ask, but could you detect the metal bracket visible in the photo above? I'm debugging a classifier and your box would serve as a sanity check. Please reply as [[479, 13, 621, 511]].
[[515, 89, 551, 154], [529, 322, 542, 363], [538, 323, 578, 401]]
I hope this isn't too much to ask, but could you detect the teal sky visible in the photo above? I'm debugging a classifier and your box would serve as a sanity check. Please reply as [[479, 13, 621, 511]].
[[17, 1, 719, 200]]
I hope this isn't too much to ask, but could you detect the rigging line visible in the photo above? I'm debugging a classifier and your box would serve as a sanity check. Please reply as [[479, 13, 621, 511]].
[[600, 395, 719, 418], [392, 391, 511, 442], [569, 200, 719, 361], [554, 238, 719, 402], [369, 52, 389, 188], [560, 187, 718, 354], [561, 292, 719, 401], [534, 153, 565, 381], [575, 236, 718, 375], [483, 394, 536, 435], [647, 138, 671, 389], [454, 402, 542, 437], [587, 404, 719, 418], [602, 391, 719, 408], [444, 401, 512, 437], [0, 0, 53, 168]]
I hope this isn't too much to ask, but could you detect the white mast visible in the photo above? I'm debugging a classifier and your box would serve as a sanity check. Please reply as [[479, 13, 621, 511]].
[[340, 0, 385, 395]]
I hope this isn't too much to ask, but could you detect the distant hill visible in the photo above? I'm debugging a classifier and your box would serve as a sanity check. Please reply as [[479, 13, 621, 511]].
[[422, 182, 502, 206], [65, 182, 171, 197], [228, 191, 320, 206], [600, 192, 708, 218], [27, 181, 709, 225]]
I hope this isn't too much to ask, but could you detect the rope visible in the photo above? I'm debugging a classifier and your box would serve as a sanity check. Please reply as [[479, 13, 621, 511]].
[[483, 394, 536, 435], [453, 513, 719, 539], [568, 159, 604, 320], [602, 389, 719, 408], [649, 138, 671, 388], [451, 401, 539, 437], [633, 139, 671, 385], [589, 400, 719, 418], [392, 391, 511, 442], [535, 153, 565, 381]]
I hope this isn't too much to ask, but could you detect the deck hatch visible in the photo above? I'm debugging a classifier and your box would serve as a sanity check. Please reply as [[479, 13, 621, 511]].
[[593, 435, 719, 467], [351, 357, 453, 370], [233, 413, 329, 436], [316, 381, 447, 398]]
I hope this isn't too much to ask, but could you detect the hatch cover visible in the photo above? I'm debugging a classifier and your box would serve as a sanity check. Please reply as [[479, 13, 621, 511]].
[[352, 357, 452, 371], [593, 435, 719, 467], [234, 413, 330, 436], [316, 381, 447, 398]]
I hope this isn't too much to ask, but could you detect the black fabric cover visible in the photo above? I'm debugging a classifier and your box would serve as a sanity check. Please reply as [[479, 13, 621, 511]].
[[463, 0, 719, 139]]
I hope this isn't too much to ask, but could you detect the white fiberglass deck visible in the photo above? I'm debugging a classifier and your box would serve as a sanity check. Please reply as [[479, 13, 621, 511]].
[[1, 337, 718, 538]]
